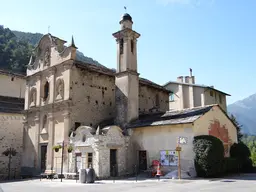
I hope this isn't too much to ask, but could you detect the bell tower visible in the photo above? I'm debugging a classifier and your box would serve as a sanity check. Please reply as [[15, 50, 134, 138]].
[[113, 13, 141, 128]]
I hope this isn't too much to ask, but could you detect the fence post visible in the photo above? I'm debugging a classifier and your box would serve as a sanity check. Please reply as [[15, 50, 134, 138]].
[[135, 165, 137, 182]]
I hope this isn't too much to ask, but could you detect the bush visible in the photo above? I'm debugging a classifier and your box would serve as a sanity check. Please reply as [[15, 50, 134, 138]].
[[230, 142, 253, 172], [193, 135, 224, 177]]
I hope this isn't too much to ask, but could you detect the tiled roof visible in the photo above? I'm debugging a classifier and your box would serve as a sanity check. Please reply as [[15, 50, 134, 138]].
[[0, 96, 24, 114], [0, 69, 26, 78], [126, 105, 214, 128]]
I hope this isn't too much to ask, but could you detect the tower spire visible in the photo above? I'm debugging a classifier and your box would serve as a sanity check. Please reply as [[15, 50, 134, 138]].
[[70, 35, 77, 49]]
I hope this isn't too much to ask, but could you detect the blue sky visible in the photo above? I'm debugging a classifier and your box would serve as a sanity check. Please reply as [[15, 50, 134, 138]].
[[1, 0, 256, 105]]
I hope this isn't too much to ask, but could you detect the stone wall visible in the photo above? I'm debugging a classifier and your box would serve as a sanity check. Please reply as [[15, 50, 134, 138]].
[[70, 68, 116, 127], [139, 84, 169, 113], [0, 113, 24, 179]]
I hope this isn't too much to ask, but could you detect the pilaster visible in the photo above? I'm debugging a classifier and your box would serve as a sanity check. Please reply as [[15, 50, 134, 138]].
[[46, 112, 54, 170], [63, 63, 72, 100], [35, 74, 41, 107], [34, 113, 40, 169], [48, 67, 56, 103], [63, 111, 71, 172], [24, 82, 30, 110]]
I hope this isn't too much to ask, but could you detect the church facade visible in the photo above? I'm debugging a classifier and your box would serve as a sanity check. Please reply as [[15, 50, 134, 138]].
[[21, 13, 170, 177]]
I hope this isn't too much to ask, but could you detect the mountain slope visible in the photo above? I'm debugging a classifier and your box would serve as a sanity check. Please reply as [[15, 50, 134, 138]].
[[228, 94, 256, 135]]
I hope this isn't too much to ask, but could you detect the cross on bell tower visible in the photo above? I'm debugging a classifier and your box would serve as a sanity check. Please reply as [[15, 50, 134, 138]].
[[112, 12, 141, 128]]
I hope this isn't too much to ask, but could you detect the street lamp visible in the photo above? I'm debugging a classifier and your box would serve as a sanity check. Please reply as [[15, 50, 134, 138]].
[[55, 140, 70, 182]]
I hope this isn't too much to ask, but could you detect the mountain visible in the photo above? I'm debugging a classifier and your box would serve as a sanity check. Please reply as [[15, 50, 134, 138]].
[[0, 26, 105, 75], [228, 94, 256, 135]]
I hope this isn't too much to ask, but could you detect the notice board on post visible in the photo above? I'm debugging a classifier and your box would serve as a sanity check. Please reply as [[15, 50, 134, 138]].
[[160, 150, 178, 166]]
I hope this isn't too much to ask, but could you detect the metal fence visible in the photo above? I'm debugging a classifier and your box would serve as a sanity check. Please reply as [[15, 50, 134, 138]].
[[54, 156, 87, 173]]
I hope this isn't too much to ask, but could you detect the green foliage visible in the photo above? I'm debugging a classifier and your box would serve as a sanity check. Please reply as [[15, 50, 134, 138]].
[[0, 25, 35, 74], [230, 142, 253, 172], [230, 114, 243, 143], [193, 135, 224, 177], [12, 31, 43, 47], [242, 134, 256, 166]]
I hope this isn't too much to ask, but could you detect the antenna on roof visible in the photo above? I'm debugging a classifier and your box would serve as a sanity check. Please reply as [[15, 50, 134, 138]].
[[124, 6, 127, 13], [48, 26, 50, 34]]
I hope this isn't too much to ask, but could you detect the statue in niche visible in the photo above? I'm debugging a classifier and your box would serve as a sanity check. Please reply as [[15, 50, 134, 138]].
[[30, 90, 36, 106], [56, 80, 64, 100], [44, 48, 50, 66]]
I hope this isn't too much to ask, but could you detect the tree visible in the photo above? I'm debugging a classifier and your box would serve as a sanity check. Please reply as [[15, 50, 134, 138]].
[[230, 114, 243, 143], [193, 135, 224, 177]]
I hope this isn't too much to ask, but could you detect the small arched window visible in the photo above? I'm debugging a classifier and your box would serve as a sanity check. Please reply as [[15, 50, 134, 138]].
[[131, 40, 134, 54], [43, 81, 49, 101], [120, 38, 124, 55], [82, 135, 86, 142]]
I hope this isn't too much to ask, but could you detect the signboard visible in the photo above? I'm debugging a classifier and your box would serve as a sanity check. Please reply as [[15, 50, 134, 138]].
[[160, 150, 178, 166], [177, 136, 188, 145]]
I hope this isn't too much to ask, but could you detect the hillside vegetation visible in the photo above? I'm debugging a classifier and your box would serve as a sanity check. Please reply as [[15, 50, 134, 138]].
[[0, 25, 35, 74]]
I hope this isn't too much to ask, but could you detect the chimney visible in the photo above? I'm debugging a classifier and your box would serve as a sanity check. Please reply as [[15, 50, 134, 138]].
[[185, 76, 190, 83], [189, 76, 195, 84], [177, 76, 184, 83]]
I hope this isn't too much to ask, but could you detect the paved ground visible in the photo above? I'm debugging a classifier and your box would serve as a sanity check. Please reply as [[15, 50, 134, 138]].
[[0, 174, 256, 192]]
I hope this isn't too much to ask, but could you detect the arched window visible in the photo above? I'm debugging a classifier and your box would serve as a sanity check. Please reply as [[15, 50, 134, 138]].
[[82, 135, 86, 142], [42, 115, 47, 128], [120, 38, 124, 55], [43, 81, 49, 101], [131, 40, 134, 54]]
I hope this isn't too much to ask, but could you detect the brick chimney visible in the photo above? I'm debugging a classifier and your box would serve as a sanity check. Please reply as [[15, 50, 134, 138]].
[[177, 76, 184, 83]]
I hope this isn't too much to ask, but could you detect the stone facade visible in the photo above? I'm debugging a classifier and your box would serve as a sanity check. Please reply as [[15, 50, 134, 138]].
[[0, 71, 25, 179], [22, 13, 170, 178]]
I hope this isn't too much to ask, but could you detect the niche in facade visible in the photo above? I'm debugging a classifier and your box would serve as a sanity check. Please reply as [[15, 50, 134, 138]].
[[43, 81, 49, 101], [30, 88, 37, 107], [55, 79, 64, 100], [44, 47, 51, 66], [41, 115, 48, 134]]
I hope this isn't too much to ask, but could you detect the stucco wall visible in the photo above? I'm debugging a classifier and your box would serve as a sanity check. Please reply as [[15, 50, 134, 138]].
[[204, 89, 227, 112], [193, 105, 237, 156], [0, 113, 24, 179], [129, 124, 195, 174], [0, 74, 25, 98]]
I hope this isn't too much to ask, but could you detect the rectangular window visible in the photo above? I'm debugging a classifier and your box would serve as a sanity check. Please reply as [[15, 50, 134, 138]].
[[210, 91, 213, 97], [169, 93, 174, 102], [87, 153, 93, 168]]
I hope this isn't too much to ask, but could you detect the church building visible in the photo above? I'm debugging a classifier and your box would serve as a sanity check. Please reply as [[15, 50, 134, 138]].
[[21, 13, 170, 177], [21, 13, 238, 179]]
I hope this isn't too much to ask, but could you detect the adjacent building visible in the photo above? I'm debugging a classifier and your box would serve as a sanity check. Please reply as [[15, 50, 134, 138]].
[[0, 70, 25, 179], [164, 72, 230, 112]]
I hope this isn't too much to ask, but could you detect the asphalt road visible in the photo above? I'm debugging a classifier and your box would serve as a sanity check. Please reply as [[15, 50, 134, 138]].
[[1, 174, 256, 192]]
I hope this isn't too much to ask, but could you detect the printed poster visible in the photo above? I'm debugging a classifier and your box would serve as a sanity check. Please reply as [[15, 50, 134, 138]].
[[160, 150, 178, 166]]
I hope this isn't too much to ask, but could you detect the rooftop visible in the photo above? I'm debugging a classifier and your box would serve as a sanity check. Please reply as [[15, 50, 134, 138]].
[[126, 105, 216, 128], [0, 69, 26, 79], [0, 96, 24, 114], [164, 80, 231, 96]]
